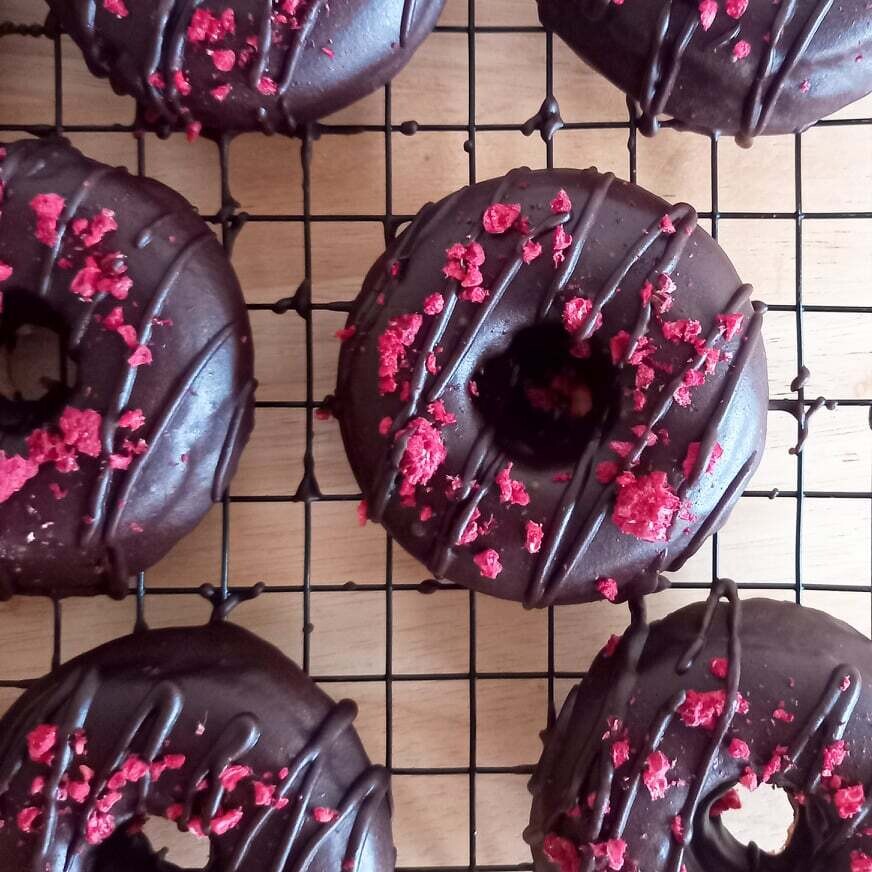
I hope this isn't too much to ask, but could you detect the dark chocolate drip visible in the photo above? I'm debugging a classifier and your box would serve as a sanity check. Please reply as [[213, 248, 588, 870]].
[[429, 426, 499, 576], [521, 96, 565, 142], [0, 644, 388, 871], [277, 0, 330, 130], [667, 579, 742, 872], [625, 0, 837, 143], [37, 165, 115, 298], [708, 24, 742, 52], [371, 170, 612, 534], [790, 365, 811, 392], [367, 168, 526, 522], [400, 0, 418, 47], [542, 283, 756, 607], [0, 20, 50, 38], [529, 584, 872, 870], [212, 377, 258, 501], [789, 395, 837, 455], [200, 581, 266, 621], [793, 665, 861, 794], [134, 212, 176, 249], [578, 598, 650, 871], [608, 689, 687, 839], [81, 232, 213, 546], [249, 0, 275, 89], [637, 1, 699, 136], [738, 0, 834, 145]]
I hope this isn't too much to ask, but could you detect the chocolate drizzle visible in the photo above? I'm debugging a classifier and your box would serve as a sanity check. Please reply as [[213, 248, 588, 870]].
[[0, 621, 394, 871], [537, 0, 871, 143], [0, 138, 255, 597], [527, 586, 872, 871], [50, 0, 446, 137], [337, 167, 768, 606]]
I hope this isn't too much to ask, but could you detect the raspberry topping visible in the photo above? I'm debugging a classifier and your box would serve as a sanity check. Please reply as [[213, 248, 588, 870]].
[[821, 740, 847, 777], [612, 471, 681, 542], [0, 452, 40, 504], [30, 193, 66, 246], [682, 441, 723, 479], [496, 462, 530, 506], [377, 313, 423, 395], [698, 0, 718, 30], [643, 750, 673, 800], [834, 784, 865, 819], [524, 520, 543, 554], [591, 838, 627, 870], [728, 738, 750, 760], [596, 577, 618, 602], [474, 548, 503, 579], [482, 202, 521, 234], [396, 418, 447, 503], [543, 832, 580, 872], [678, 689, 749, 730]]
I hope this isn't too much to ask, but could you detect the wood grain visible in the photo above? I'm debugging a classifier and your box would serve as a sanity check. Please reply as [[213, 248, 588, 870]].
[[0, 0, 870, 866]]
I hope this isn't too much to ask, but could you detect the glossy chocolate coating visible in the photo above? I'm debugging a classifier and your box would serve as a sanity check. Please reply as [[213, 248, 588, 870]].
[[335, 168, 768, 607], [527, 585, 872, 871], [0, 616, 393, 871], [538, 0, 872, 144], [0, 138, 254, 597], [47, 0, 446, 137]]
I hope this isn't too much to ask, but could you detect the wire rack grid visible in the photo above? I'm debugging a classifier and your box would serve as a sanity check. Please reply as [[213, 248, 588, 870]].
[[1, 0, 871, 869]]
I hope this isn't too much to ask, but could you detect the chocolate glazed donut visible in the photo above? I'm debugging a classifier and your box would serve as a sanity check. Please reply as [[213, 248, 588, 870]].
[[46, 0, 446, 137], [335, 168, 768, 607], [0, 588, 394, 872], [0, 138, 254, 597], [526, 583, 872, 872], [537, 0, 872, 145]]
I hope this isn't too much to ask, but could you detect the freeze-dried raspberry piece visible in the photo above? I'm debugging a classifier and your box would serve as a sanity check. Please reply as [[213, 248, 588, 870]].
[[596, 577, 618, 602], [496, 462, 530, 506], [678, 689, 749, 730], [377, 313, 422, 395], [474, 548, 503, 579], [612, 471, 681, 542], [0, 452, 40, 504], [396, 417, 447, 503], [482, 202, 521, 234], [643, 751, 673, 800], [698, 0, 718, 31], [524, 520, 544, 554], [542, 833, 580, 872], [30, 193, 66, 246]]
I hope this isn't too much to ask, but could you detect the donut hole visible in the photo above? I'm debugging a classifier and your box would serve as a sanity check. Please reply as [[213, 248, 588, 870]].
[[471, 322, 619, 468], [707, 782, 797, 859], [0, 292, 77, 435], [91, 817, 211, 870], [141, 816, 211, 869]]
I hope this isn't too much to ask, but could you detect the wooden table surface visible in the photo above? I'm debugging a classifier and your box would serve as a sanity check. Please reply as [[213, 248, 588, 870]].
[[1, 0, 871, 866]]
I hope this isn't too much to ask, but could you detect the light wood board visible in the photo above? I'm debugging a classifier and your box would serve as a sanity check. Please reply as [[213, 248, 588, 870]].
[[0, 0, 871, 866]]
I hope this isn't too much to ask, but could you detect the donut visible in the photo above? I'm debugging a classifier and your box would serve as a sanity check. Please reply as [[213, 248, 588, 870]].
[[0, 138, 254, 598], [0, 590, 393, 870], [526, 582, 872, 872], [537, 0, 872, 144], [334, 167, 768, 607], [48, 0, 446, 138]]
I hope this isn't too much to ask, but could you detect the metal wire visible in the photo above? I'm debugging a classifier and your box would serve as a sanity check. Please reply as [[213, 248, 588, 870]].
[[0, 6, 871, 870]]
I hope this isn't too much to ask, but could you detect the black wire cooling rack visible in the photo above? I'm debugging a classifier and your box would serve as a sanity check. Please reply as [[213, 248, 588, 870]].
[[1, 3, 871, 869]]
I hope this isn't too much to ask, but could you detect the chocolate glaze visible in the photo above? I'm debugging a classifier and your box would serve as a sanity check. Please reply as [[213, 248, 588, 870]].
[[46, 0, 445, 137], [335, 168, 768, 606], [0, 614, 393, 871], [526, 584, 872, 871], [0, 138, 254, 597], [538, 0, 872, 144]]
